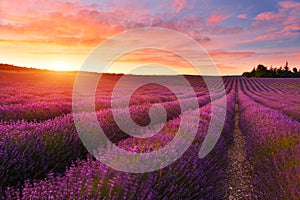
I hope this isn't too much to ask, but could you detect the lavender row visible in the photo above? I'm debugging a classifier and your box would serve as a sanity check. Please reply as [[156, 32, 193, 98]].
[[0, 86, 229, 123], [0, 115, 87, 195], [5, 91, 236, 199], [238, 88, 300, 199], [243, 78, 300, 94], [0, 87, 213, 122], [240, 78, 300, 121], [243, 90, 300, 121], [0, 73, 233, 122], [246, 90, 300, 105], [0, 87, 231, 196], [119, 90, 236, 153]]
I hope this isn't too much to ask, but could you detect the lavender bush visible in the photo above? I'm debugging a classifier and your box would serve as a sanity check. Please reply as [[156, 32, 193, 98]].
[[6, 91, 236, 199], [238, 84, 300, 199]]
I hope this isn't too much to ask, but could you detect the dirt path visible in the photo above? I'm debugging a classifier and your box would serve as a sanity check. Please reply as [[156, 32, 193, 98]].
[[225, 98, 257, 199]]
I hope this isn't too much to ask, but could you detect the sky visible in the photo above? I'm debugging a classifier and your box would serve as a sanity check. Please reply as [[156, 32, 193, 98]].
[[0, 0, 299, 75]]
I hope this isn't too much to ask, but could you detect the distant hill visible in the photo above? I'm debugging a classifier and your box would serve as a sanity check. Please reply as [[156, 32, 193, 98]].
[[242, 62, 300, 78], [0, 63, 52, 72], [0, 63, 222, 77], [0, 64, 115, 76]]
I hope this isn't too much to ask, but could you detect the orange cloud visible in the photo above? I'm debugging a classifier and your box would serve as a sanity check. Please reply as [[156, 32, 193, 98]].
[[1, 0, 298, 75], [0, 0, 243, 47], [0, 0, 156, 46]]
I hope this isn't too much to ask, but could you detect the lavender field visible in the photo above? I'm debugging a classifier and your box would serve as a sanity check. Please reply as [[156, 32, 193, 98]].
[[0, 70, 299, 199]]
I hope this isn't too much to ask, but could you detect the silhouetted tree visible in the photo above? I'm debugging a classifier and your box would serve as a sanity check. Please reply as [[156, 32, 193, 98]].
[[242, 72, 251, 77], [292, 67, 300, 77], [293, 67, 297, 73], [284, 61, 289, 72], [242, 62, 299, 78]]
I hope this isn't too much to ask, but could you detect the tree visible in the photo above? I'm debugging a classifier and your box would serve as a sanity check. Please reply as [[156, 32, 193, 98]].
[[242, 72, 251, 77], [284, 61, 289, 72], [293, 67, 297, 73], [292, 67, 300, 77], [242, 62, 299, 78], [257, 64, 267, 71]]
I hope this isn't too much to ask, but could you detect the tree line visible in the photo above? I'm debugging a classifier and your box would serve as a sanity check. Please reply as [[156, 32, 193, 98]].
[[242, 62, 300, 78]]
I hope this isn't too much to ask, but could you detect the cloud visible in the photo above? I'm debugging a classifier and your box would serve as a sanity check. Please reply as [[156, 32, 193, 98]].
[[243, 28, 298, 44], [254, 12, 281, 21], [253, 0, 300, 23], [0, 0, 151, 46], [207, 13, 230, 25], [208, 50, 256, 59], [1, 0, 299, 75], [248, 0, 300, 43], [278, 0, 300, 9], [172, 0, 186, 13], [237, 14, 247, 19], [293, 53, 300, 59], [0, 0, 246, 48]]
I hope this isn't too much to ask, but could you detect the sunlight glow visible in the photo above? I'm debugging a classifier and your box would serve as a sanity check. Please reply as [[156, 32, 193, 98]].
[[49, 62, 71, 71]]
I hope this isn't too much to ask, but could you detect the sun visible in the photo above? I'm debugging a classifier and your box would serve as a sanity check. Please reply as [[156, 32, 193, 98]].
[[49, 61, 70, 71]]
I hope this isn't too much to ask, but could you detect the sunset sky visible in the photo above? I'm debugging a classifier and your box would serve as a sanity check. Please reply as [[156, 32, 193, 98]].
[[1, 0, 299, 75]]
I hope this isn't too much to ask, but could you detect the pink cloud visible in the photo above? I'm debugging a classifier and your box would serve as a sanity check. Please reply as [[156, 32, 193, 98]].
[[248, 0, 299, 44], [293, 53, 300, 59], [254, 1, 300, 24], [243, 24, 299, 44], [282, 24, 300, 32], [207, 13, 230, 25], [278, 1, 300, 9], [237, 14, 247, 19], [209, 50, 255, 59], [253, 34, 278, 42], [150, 14, 242, 41], [254, 12, 281, 21], [173, 0, 186, 13]]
